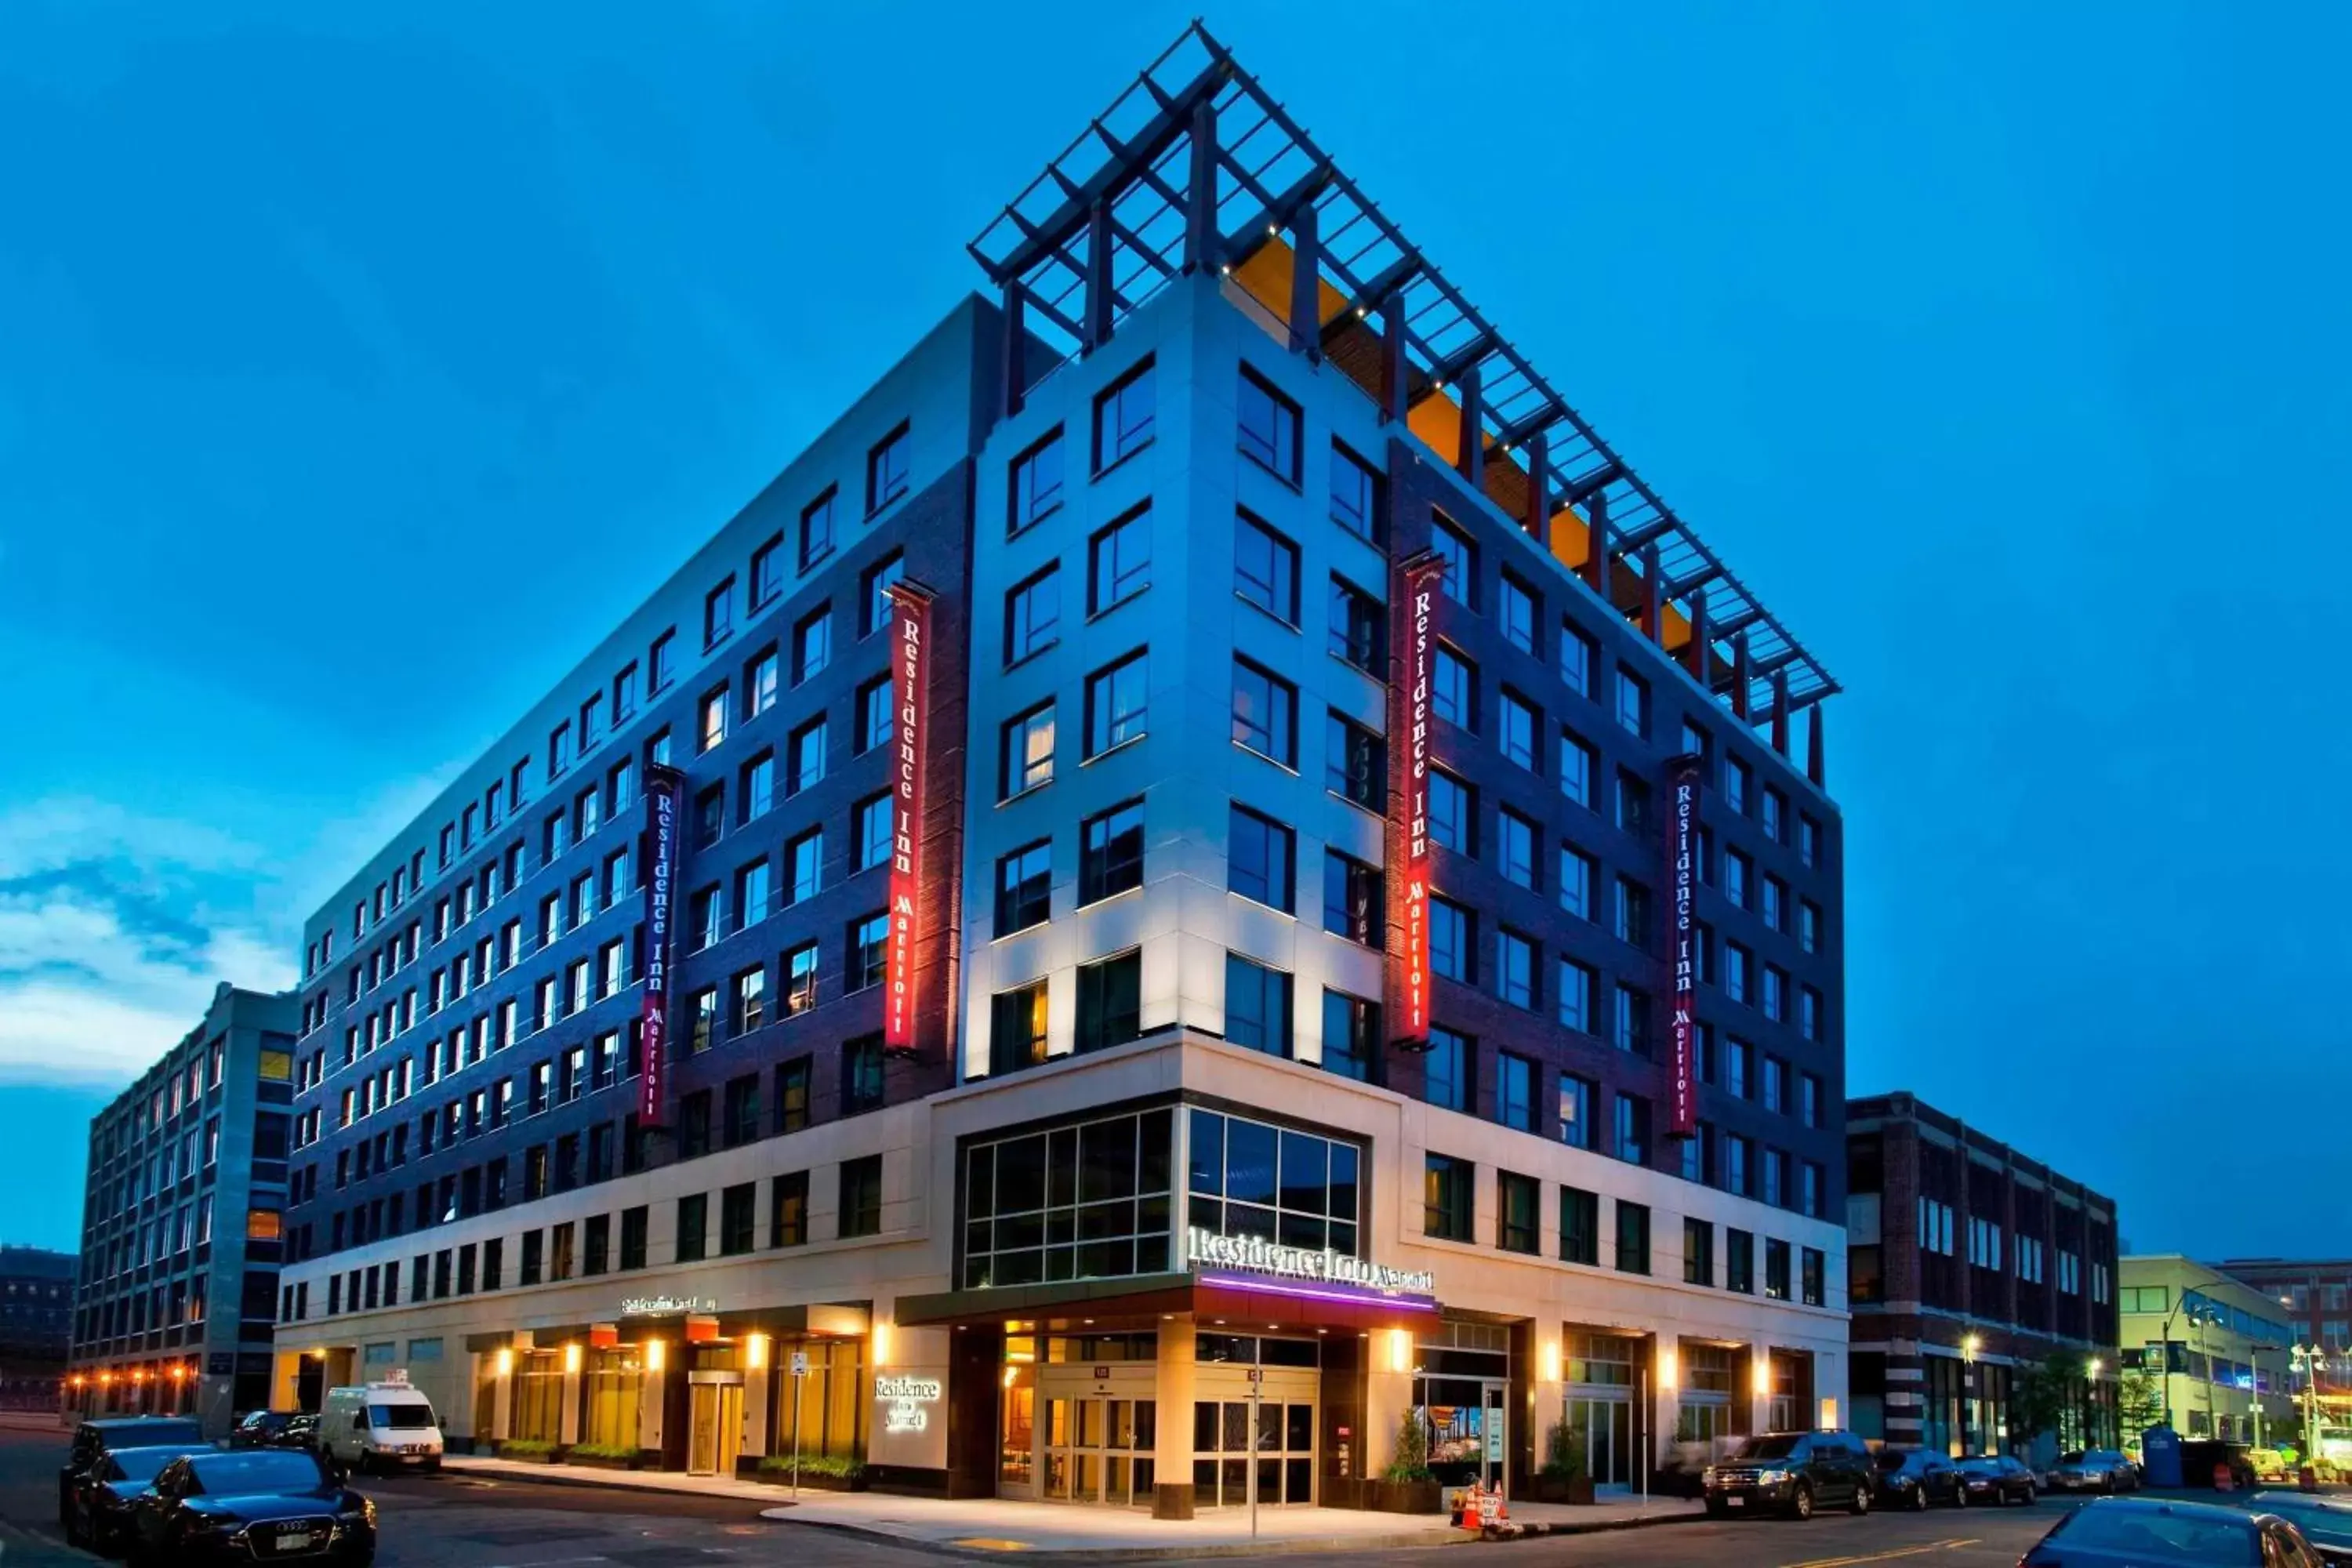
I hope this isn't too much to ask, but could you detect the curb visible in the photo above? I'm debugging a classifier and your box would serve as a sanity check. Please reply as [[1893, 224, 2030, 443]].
[[758, 1510, 1475, 1560], [437, 1462, 785, 1508], [1477, 1508, 1712, 1541]]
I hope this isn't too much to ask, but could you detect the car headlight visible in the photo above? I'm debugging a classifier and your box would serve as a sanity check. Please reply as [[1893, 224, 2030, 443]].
[[1757, 1468, 1790, 1485], [1701, 1466, 1717, 1485]]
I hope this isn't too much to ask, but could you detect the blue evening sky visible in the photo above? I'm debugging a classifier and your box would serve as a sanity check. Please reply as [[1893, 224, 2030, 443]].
[[2, 2, 2342, 1258]]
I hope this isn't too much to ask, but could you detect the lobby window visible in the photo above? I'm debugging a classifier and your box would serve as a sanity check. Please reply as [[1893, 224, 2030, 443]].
[[1685, 1218, 1715, 1287], [1329, 441, 1384, 544], [1327, 713, 1385, 812], [1004, 564, 1060, 667], [1558, 1073, 1595, 1149], [1497, 928, 1537, 1011], [1614, 1200, 1652, 1275], [619, 1206, 648, 1270], [1802, 1246, 1825, 1307], [1425, 1025, 1472, 1112], [1085, 649, 1151, 756], [1224, 954, 1294, 1056], [842, 1033, 885, 1116], [1430, 896, 1473, 984], [996, 839, 1053, 936], [1424, 1153, 1475, 1241], [704, 578, 735, 648], [964, 1106, 1174, 1287], [1495, 1050, 1538, 1133], [1079, 800, 1145, 905], [1432, 514, 1476, 608], [1500, 690, 1539, 771], [847, 912, 887, 993], [1765, 1237, 1792, 1301], [1432, 645, 1476, 729], [720, 1183, 757, 1257], [1613, 666, 1649, 737], [1614, 983, 1651, 1056], [839, 1154, 884, 1237], [1560, 1185, 1600, 1265], [1228, 804, 1295, 912], [799, 487, 835, 570], [1497, 1172, 1540, 1255], [1088, 505, 1152, 612], [1557, 957, 1595, 1036], [1092, 358, 1156, 470], [1237, 365, 1301, 481], [1234, 511, 1301, 622], [1726, 1229, 1755, 1294], [677, 1193, 709, 1264], [865, 422, 910, 514], [775, 1056, 811, 1132], [991, 981, 1050, 1076], [1323, 850, 1383, 949], [770, 1171, 809, 1247], [1328, 575, 1385, 674], [1000, 702, 1056, 798], [1075, 950, 1142, 1051], [1559, 842, 1595, 920], [1008, 426, 1065, 535], [1559, 728, 1595, 808], [1614, 1092, 1651, 1166], [860, 551, 903, 637], [1428, 769, 1473, 854], [1321, 989, 1379, 1082], [1231, 657, 1297, 766]]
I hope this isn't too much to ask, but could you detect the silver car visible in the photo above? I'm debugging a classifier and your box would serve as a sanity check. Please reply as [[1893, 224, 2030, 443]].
[[2050, 1449, 2140, 1493]]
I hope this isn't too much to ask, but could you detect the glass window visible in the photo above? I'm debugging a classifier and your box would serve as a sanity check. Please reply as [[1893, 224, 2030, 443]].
[[786, 829, 822, 905], [840, 1153, 884, 1236], [1559, 842, 1595, 920], [1559, 728, 1595, 808], [1727, 1229, 1755, 1293], [1237, 366, 1301, 481], [1686, 1218, 1715, 1287], [1432, 515, 1475, 608], [963, 1107, 1175, 1287], [747, 645, 780, 716], [1234, 512, 1301, 622], [1557, 957, 1595, 1034], [1559, 622, 1593, 695], [1497, 808, 1537, 889], [770, 1171, 809, 1247], [1557, 1073, 1595, 1149], [1430, 897, 1472, 984], [1000, 702, 1056, 798], [854, 792, 892, 872], [856, 673, 893, 754], [996, 840, 1052, 936], [750, 535, 785, 607], [990, 982, 1051, 1076], [1499, 690, 1538, 771], [1432, 647, 1475, 729], [1230, 658, 1297, 765], [1325, 713, 1384, 811], [861, 551, 904, 638], [1223, 954, 1293, 1056], [842, 1035, 886, 1116], [1008, 427, 1065, 535], [1085, 650, 1150, 756], [1424, 1154, 1474, 1240], [799, 488, 835, 570], [846, 913, 887, 993], [1428, 769, 1472, 854], [866, 423, 910, 514], [1498, 1171, 1540, 1254], [1497, 929, 1537, 1010], [793, 605, 831, 685], [1320, 990, 1379, 1083], [1079, 800, 1145, 905], [1615, 1093, 1651, 1165], [1005, 564, 1060, 666], [1615, 1200, 1651, 1275], [1228, 804, 1294, 912], [1615, 983, 1651, 1055], [1560, 1185, 1599, 1265], [788, 717, 827, 796], [703, 579, 734, 648], [1499, 572, 1537, 655], [1075, 950, 1142, 1051], [782, 942, 818, 1017], [1425, 1026, 1472, 1112], [1495, 1051, 1537, 1132], [1093, 359, 1156, 470], [1614, 666, 1648, 735], [1323, 849, 1382, 949], [1329, 443, 1384, 545], [1088, 506, 1152, 613]]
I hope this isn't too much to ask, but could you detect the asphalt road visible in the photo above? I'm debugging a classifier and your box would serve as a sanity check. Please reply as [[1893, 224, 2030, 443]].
[[2, 1418, 2082, 1568]]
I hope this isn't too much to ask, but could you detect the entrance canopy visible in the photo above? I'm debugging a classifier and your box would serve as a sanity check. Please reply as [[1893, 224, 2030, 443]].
[[896, 1272, 1436, 1337]]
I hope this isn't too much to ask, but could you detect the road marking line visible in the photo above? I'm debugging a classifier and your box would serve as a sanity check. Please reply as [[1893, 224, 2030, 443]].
[[1778, 1540, 1984, 1568]]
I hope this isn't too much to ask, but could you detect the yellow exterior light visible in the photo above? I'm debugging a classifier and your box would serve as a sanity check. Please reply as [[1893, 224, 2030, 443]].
[[1820, 1396, 1840, 1428], [2087, 1357, 2103, 1380], [1657, 1345, 1679, 1391], [1387, 1328, 1414, 1376], [1003, 1366, 1020, 1390], [97, 1370, 112, 1387], [1962, 1334, 1983, 1362], [1540, 1341, 1563, 1384], [872, 1319, 893, 1367], [1753, 1356, 1773, 1396], [494, 1348, 514, 1377], [746, 1334, 769, 1370], [645, 1338, 666, 1372], [564, 1343, 583, 1374]]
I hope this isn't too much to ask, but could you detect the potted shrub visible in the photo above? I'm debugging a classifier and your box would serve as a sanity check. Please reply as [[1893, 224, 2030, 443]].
[[1370, 1409, 1443, 1513], [754, 1454, 870, 1491], [495, 1439, 559, 1464], [1532, 1415, 1593, 1504], [564, 1442, 643, 1471]]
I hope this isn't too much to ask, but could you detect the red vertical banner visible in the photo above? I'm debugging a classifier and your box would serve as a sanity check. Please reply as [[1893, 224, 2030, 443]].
[[1665, 753, 1702, 1138], [637, 763, 684, 1127], [1389, 551, 1446, 1052], [883, 580, 934, 1056]]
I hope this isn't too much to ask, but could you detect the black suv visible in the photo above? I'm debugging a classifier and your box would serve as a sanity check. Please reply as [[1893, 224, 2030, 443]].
[[1704, 1430, 1875, 1519], [58, 1416, 206, 1529]]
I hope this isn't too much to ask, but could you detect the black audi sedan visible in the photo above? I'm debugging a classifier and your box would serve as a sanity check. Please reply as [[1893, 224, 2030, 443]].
[[122, 1448, 375, 1567], [56, 1416, 205, 1530], [1870, 1447, 1966, 1509], [1956, 1453, 2039, 1504], [65, 1443, 210, 1555]]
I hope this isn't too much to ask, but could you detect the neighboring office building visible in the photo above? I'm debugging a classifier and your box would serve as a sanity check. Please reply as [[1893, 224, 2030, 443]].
[[1844, 1092, 2119, 1461], [2217, 1258, 2352, 1355], [272, 23, 1849, 1513], [65, 984, 299, 1434], [0, 1245, 74, 1408], [2120, 1256, 2297, 1446]]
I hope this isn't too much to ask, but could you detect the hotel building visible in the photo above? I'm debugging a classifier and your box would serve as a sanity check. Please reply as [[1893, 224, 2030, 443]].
[[271, 25, 1849, 1512]]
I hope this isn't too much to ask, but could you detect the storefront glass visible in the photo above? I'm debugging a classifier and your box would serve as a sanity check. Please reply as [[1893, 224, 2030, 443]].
[[962, 1109, 1174, 1287], [1187, 1110, 1363, 1256], [771, 1336, 865, 1462], [512, 1350, 564, 1444], [584, 1348, 644, 1451]]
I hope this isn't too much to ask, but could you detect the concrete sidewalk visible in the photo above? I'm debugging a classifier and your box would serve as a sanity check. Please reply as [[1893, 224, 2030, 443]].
[[440, 1455, 1705, 1555]]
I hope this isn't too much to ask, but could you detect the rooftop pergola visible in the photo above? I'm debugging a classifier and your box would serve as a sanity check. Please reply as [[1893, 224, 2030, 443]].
[[968, 23, 1838, 753]]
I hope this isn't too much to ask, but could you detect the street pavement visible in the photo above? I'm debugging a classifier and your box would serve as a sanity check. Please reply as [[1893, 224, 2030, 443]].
[[1, 1418, 2085, 1567]]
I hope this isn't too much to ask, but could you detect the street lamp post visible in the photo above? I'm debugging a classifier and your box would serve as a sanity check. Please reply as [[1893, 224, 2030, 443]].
[[2290, 1344, 2339, 1470]]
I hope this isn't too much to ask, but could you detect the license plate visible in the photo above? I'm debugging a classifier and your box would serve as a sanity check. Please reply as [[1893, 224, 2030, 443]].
[[278, 1530, 314, 1550], [1726, 1495, 1745, 1508]]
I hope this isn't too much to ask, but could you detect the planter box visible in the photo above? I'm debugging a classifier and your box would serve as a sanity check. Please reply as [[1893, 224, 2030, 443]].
[[564, 1453, 647, 1471], [495, 1446, 561, 1465], [1367, 1478, 1444, 1513]]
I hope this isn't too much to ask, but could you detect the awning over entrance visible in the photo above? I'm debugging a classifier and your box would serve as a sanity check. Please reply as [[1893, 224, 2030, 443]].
[[896, 1273, 1436, 1336]]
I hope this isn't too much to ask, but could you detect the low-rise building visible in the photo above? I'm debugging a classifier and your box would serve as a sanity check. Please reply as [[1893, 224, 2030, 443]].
[[0, 1245, 74, 1408], [2120, 1255, 2296, 1446], [1845, 1092, 2119, 1461]]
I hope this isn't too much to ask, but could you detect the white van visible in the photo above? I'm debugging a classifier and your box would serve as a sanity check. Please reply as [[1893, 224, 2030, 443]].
[[320, 1376, 445, 1472]]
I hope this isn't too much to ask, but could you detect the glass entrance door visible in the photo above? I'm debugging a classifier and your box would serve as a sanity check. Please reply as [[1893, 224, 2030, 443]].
[[1421, 1377, 1508, 1489], [1564, 1396, 1633, 1486], [1043, 1397, 1156, 1505], [688, 1382, 743, 1475], [1190, 1396, 1316, 1507], [999, 1373, 1036, 1499]]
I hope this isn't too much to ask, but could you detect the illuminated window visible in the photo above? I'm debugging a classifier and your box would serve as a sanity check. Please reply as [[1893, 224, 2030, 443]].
[[246, 1209, 283, 1241]]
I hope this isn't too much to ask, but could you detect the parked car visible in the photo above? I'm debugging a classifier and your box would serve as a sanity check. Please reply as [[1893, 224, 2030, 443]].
[[319, 1379, 444, 1473], [2021, 1496, 2326, 1568], [57, 1417, 207, 1530], [1703, 1430, 1876, 1519], [229, 1410, 321, 1450], [2251, 1493, 2352, 1567], [2050, 1448, 2141, 1494], [123, 1447, 375, 1567], [64, 1443, 210, 1555], [1957, 1453, 2039, 1504], [1871, 1447, 1966, 1509]]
